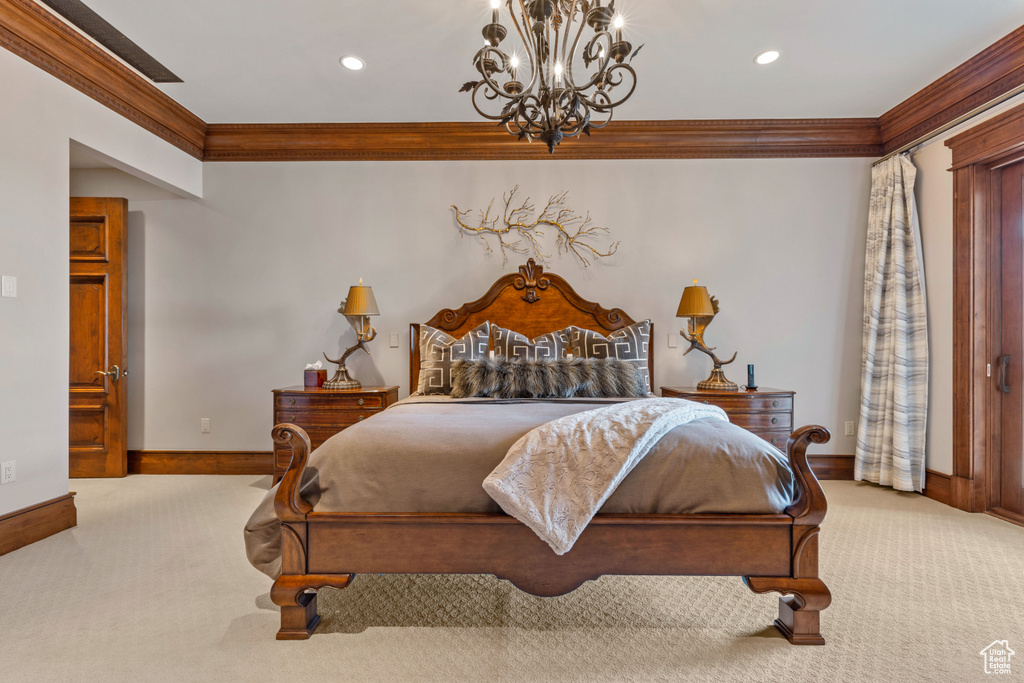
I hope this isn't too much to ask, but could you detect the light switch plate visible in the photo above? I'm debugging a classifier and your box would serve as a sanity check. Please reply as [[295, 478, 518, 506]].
[[845, 421, 855, 437], [1, 275, 15, 298], [389, 333, 399, 348], [200, 418, 211, 434], [667, 333, 678, 349]]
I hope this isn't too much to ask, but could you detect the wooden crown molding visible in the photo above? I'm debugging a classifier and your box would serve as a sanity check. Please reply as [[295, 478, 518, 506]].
[[0, 493, 76, 556], [203, 119, 883, 161], [880, 24, 1024, 153], [0, 0, 205, 158]]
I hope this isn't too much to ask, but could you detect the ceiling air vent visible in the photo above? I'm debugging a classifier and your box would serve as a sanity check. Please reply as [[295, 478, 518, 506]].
[[40, 0, 182, 83]]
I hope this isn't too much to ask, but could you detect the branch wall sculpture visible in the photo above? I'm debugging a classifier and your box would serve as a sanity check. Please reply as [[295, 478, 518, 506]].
[[452, 185, 619, 267]]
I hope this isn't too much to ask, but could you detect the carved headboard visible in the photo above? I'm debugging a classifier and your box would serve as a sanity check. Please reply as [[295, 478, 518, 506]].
[[409, 259, 654, 392]]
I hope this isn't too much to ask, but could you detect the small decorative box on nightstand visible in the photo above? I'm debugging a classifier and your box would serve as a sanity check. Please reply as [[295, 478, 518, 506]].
[[660, 386, 795, 450], [272, 385, 399, 483]]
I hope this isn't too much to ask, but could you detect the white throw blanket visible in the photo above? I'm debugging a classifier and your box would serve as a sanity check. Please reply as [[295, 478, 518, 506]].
[[482, 398, 729, 555]]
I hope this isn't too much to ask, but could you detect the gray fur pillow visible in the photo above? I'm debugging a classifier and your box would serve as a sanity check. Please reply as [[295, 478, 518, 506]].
[[449, 357, 647, 399]]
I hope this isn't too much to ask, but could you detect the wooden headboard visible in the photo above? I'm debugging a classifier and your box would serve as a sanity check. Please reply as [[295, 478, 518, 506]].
[[409, 259, 654, 392]]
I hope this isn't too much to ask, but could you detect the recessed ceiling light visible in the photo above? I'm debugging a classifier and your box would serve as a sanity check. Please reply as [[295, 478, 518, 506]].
[[340, 56, 365, 71], [755, 50, 780, 65]]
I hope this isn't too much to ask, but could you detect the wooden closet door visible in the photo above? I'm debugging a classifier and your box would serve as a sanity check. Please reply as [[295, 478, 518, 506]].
[[69, 198, 128, 478], [996, 164, 1023, 518]]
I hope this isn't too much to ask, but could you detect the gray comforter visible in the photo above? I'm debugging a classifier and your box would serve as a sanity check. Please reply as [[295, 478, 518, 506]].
[[244, 397, 796, 578]]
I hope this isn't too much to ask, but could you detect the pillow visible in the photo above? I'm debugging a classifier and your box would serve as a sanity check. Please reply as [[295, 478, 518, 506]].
[[567, 320, 652, 394], [417, 322, 491, 395], [491, 324, 569, 360], [450, 357, 647, 399]]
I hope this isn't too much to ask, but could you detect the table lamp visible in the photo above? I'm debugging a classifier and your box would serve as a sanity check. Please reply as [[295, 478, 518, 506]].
[[323, 279, 379, 389], [677, 280, 738, 391]]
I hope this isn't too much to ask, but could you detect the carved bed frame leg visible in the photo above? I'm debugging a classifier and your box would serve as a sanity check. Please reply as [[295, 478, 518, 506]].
[[271, 574, 353, 640], [743, 576, 831, 645], [745, 425, 832, 645], [272, 578, 322, 640]]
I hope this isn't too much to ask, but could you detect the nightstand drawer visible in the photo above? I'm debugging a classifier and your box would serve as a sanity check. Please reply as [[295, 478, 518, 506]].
[[276, 393, 384, 411], [683, 394, 792, 413], [752, 429, 792, 450], [729, 412, 792, 431], [275, 410, 379, 427]]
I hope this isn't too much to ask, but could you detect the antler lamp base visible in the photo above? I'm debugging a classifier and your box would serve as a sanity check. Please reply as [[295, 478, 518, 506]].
[[697, 366, 738, 392], [322, 365, 361, 390]]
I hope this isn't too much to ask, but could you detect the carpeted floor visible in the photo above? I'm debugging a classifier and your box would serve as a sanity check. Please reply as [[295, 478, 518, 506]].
[[1, 476, 1021, 682]]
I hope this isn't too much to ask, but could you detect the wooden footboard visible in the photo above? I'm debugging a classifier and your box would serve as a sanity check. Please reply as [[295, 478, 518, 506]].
[[268, 422, 832, 644]]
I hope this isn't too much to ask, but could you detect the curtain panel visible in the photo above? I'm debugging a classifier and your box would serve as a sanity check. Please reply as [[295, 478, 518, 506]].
[[855, 154, 929, 492]]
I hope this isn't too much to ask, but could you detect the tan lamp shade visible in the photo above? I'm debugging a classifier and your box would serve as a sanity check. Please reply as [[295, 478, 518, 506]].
[[342, 285, 379, 317], [676, 285, 715, 317]]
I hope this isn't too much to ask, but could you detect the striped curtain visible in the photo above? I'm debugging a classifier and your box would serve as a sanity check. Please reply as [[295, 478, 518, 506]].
[[854, 154, 929, 492]]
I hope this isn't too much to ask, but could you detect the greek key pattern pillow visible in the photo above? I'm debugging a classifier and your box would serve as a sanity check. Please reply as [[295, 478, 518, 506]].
[[491, 324, 569, 361], [417, 322, 491, 395], [567, 319, 652, 393]]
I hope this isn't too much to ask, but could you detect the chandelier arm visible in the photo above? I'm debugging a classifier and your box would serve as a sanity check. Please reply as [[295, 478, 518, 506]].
[[574, 64, 638, 112], [506, 0, 540, 95], [472, 47, 520, 108], [568, 32, 613, 93], [470, 81, 517, 120], [561, 1, 581, 69], [563, 11, 596, 89]]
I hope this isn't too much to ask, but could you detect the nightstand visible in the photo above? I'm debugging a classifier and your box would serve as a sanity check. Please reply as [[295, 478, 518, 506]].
[[660, 386, 794, 450], [272, 385, 399, 483]]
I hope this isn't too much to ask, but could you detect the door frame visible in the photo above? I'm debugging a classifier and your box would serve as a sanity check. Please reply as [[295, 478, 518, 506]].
[[946, 102, 1024, 516]]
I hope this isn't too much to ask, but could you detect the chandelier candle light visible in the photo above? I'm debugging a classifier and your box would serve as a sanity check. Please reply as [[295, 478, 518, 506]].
[[462, 0, 641, 154], [323, 279, 379, 390], [677, 280, 739, 392]]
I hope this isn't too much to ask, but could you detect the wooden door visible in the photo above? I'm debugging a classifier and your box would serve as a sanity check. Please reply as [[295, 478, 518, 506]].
[[995, 164, 1024, 519], [69, 198, 128, 478]]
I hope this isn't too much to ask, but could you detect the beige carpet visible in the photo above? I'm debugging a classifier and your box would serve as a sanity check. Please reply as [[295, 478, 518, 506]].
[[1, 476, 1021, 682]]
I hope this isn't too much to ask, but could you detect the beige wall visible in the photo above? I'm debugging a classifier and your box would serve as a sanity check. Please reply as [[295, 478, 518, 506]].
[[0, 47, 201, 517], [72, 157, 872, 455]]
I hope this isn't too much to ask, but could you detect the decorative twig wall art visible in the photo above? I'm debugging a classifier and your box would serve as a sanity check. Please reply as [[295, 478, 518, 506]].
[[452, 185, 619, 267]]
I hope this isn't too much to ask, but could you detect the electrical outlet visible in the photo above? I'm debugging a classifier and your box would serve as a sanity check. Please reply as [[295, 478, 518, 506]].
[[845, 421, 855, 437], [200, 418, 211, 434], [667, 333, 678, 349], [389, 332, 399, 348], [1, 275, 16, 298], [1, 460, 14, 484]]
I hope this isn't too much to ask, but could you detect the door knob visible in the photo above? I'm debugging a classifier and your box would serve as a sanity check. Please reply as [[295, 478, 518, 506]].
[[94, 364, 121, 382]]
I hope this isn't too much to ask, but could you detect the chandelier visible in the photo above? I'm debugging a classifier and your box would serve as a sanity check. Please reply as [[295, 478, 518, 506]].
[[461, 0, 640, 154]]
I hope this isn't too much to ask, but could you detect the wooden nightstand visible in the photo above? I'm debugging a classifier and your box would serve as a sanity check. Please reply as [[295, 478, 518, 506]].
[[660, 386, 794, 450], [272, 385, 399, 483]]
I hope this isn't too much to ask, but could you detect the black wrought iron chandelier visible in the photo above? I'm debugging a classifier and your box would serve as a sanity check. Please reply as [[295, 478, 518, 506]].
[[461, 0, 640, 154]]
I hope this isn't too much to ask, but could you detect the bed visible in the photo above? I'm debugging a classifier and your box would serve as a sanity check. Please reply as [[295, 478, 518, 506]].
[[257, 259, 832, 644]]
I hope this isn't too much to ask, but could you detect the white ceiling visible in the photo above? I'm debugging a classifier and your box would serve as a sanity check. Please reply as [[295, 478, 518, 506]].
[[70, 0, 1024, 123]]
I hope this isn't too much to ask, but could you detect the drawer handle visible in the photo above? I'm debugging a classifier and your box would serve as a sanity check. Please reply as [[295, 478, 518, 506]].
[[357, 398, 365, 406], [703, 400, 709, 405], [771, 417, 778, 425], [289, 398, 295, 405], [358, 415, 365, 421], [771, 437, 778, 445], [772, 400, 779, 407]]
